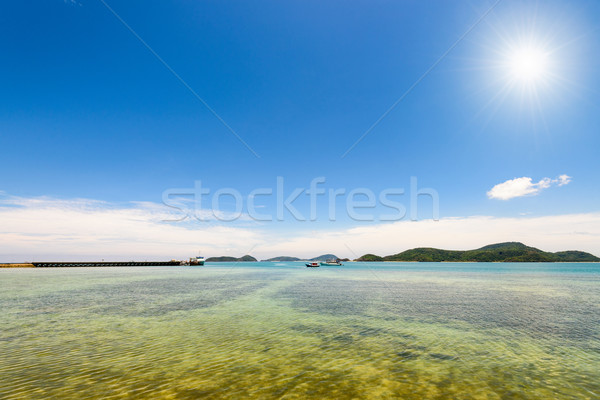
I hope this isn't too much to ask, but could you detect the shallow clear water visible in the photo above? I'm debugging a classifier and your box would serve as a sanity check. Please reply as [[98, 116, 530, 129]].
[[1, 262, 599, 399]]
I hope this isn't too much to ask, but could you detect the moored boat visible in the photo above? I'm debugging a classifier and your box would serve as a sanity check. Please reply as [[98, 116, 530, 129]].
[[189, 256, 205, 266], [305, 262, 320, 268], [320, 258, 343, 266]]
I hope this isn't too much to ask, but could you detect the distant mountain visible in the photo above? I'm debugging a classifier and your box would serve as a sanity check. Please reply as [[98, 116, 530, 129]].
[[356, 242, 600, 263], [205, 255, 257, 262], [309, 254, 339, 261], [553, 251, 600, 262], [262, 256, 301, 262], [355, 254, 384, 262]]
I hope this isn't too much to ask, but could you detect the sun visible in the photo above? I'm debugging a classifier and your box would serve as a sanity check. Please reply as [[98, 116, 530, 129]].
[[471, 5, 578, 126], [507, 46, 550, 83]]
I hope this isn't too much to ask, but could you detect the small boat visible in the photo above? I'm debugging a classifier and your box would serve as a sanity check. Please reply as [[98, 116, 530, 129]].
[[305, 262, 320, 268], [320, 258, 343, 266], [189, 256, 205, 266]]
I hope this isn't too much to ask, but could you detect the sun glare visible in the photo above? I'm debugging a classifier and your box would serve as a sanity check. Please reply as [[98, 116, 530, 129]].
[[473, 5, 578, 126], [508, 46, 549, 83]]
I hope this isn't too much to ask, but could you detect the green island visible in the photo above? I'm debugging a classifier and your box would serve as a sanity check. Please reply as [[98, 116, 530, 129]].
[[355, 254, 384, 262], [262, 254, 351, 262], [262, 256, 302, 262], [355, 242, 600, 262], [309, 254, 340, 261]]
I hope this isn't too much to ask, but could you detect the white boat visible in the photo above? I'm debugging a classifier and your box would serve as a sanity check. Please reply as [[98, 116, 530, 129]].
[[320, 259, 343, 266]]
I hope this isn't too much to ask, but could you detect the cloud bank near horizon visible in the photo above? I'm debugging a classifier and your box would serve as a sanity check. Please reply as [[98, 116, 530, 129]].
[[487, 175, 571, 200], [0, 193, 598, 261]]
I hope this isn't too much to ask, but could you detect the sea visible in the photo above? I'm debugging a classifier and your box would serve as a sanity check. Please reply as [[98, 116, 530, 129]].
[[1, 262, 599, 399]]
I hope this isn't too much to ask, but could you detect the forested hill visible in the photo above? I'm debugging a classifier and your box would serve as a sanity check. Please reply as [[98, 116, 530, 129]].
[[356, 242, 599, 262]]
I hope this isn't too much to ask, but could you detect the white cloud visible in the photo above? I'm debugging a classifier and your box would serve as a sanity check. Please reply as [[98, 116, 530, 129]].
[[487, 175, 571, 200], [0, 193, 598, 261], [0, 195, 265, 262], [557, 174, 571, 186], [263, 213, 600, 259]]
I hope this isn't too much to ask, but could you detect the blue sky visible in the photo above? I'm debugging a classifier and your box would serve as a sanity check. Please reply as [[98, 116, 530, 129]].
[[1, 0, 599, 259]]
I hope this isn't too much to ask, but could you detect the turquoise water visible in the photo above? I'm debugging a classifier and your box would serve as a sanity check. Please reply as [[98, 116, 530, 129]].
[[1, 262, 599, 399]]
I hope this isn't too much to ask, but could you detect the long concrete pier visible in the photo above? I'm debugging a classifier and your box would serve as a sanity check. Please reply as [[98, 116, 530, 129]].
[[0, 260, 182, 268], [30, 261, 182, 267]]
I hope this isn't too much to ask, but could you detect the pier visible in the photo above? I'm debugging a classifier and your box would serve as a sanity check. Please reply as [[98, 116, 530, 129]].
[[31, 261, 181, 267]]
